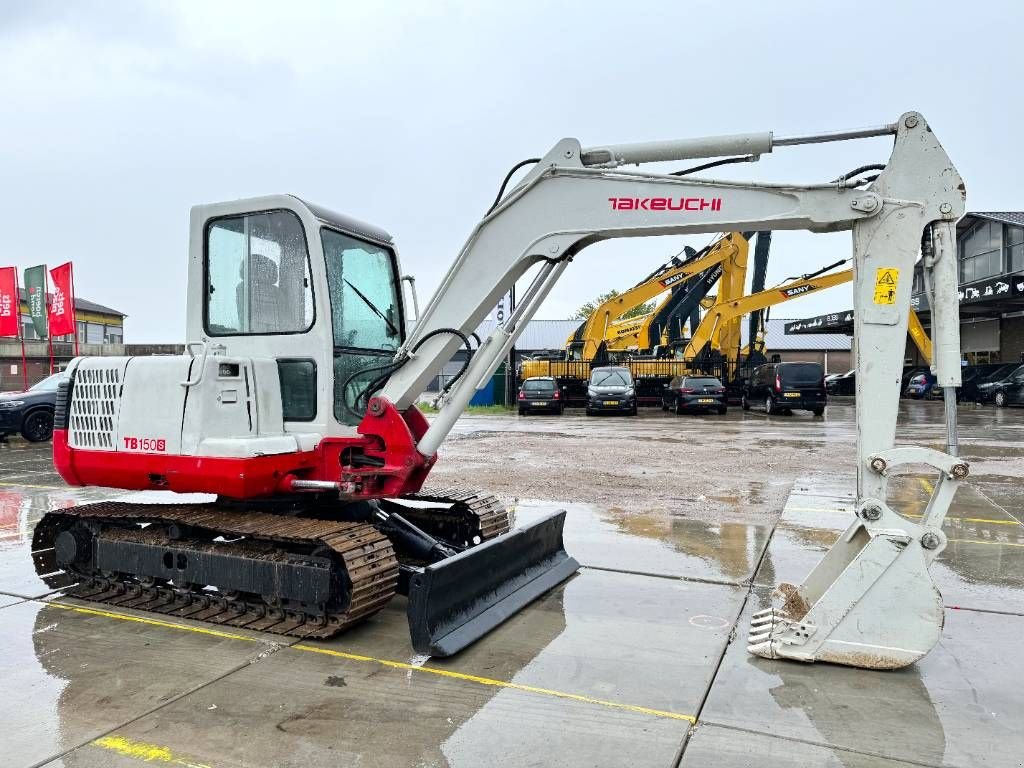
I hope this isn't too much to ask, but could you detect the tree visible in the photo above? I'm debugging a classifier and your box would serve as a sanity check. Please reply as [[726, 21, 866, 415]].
[[572, 289, 655, 321]]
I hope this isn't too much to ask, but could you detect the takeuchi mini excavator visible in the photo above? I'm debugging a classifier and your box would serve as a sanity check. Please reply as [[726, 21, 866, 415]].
[[39, 112, 967, 668]]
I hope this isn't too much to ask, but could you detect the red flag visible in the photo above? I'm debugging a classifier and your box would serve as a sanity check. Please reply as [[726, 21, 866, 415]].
[[48, 262, 76, 337], [0, 267, 18, 338]]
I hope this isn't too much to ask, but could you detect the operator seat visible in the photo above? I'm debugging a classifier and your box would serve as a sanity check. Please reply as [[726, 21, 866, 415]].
[[238, 253, 285, 333]]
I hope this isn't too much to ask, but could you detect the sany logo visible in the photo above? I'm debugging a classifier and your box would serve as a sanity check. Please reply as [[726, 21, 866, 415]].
[[0, 294, 11, 318], [780, 284, 815, 298], [660, 273, 688, 288], [609, 197, 722, 212]]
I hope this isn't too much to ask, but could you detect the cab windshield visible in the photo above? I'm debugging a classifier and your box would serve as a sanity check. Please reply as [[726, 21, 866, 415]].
[[322, 229, 402, 424]]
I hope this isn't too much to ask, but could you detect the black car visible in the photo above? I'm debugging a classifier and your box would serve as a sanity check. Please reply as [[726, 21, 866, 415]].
[[742, 361, 826, 416], [825, 370, 856, 396], [976, 364, 1024, 407], [517, 377, 564, 415], [586, 367, 637, 416], [0, 372, 67, 442], [924, 364, 998, 402], [662, 375, 727, 414]]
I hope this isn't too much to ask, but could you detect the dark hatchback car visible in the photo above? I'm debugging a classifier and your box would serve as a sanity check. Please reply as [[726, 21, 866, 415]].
[[586, 367, 637, 416], [742, 362, 826, 416], [517, 377, 564, 415], [825, 370, 856, 396], [0, 372, 67, 442], [904, 372, 937, 399], [976, 364, 1024, 407], [662, 375, 727, 414]]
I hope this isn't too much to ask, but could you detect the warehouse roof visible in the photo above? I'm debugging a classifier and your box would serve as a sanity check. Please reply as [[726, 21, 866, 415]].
[[470, 316, 850, 353], [19, 288, 125, 318], [474, 318, 580, 352], [963, 211, 1024, 229], [741, 318, 851, 351]]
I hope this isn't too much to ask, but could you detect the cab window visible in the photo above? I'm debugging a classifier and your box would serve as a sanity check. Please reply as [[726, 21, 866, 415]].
[[322, 229, 402, 424], [205, 210, 314, 335]]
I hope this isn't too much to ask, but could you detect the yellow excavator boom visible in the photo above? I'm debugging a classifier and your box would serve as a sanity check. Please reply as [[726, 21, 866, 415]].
[[686, 268, 933, 364], [565, 232, 748, 360]]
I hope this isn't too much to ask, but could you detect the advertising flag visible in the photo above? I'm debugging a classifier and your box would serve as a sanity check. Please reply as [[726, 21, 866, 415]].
[[24, 265, 48, 339], [0, 267, 18, 338], [49, 262, 76, 337]]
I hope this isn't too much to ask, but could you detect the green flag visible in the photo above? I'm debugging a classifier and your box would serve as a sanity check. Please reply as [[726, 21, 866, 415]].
[[24, 265, 48, 338]]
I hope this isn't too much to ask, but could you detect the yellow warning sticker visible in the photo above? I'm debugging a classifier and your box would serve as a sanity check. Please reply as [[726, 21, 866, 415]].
[[873, 267, 899, 305]]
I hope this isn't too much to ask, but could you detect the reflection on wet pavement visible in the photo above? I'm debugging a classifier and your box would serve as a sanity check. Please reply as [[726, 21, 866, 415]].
[[517, 500, 771, 584]]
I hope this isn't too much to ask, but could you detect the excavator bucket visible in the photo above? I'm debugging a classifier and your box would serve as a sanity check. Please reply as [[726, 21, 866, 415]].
[[748, 445, 967, 669], [748, 505, 951, 669], [406, 510, 578, 657]]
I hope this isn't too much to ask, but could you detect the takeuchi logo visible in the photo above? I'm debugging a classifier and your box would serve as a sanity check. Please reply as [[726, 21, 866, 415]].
[[609, 197, 722, 212]]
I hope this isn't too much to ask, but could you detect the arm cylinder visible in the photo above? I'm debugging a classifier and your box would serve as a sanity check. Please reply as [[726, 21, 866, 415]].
[[581, 132, 773, 167]]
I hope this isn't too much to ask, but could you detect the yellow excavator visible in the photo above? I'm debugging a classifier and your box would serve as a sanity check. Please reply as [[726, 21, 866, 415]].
[[679, 270, 937, 366], [564, 232, 750, 361]]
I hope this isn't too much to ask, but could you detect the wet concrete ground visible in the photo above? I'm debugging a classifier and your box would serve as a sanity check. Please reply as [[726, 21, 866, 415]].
[[0, 400, 1021, 767]]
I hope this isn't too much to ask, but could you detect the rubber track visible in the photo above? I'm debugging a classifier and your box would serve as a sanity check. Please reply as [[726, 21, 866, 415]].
[[31, 502, 399, 639], [394, 487, 513, 542]]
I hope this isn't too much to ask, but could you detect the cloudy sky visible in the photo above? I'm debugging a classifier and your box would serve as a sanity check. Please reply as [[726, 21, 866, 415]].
[[2, 1, 1020, 342]]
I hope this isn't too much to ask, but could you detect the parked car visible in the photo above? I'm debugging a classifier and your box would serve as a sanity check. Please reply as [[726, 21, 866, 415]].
[[904, 372, 937, 399], [923, 364, 1000, 402], [517, 377, 564, 415], [976, 364, 1024, 407], [661, 375, 727, 415], [825, 370, 856, 396], [742, 361, 826, 416], [900, 365, 930, 396], [0, 372, 67, 442], [585, 366, 637, 416]]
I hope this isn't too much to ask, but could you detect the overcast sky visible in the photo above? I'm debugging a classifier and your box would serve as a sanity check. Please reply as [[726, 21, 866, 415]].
[[2, 1, 1020, 342]]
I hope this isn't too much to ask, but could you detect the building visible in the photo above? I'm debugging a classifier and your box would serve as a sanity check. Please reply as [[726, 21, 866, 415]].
[[910, 212, 1024, 365], [743, 318, 852, 373], [0, 292, 126, 391], [425, 319, 580, 392], [784, 212, 1024, 367]]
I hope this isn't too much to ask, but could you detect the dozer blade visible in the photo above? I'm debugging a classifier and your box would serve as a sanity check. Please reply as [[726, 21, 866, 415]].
[[747, 521, 945, 669], [406, 510, 578, 657]]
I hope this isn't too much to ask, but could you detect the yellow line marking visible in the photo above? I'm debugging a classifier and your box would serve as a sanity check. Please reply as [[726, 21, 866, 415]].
[[46, 602, 260, 643], [786, 506, 1021, 527], [40, 600, 695, 724], [948, 538, 1024, 548], [92, 735, 212, 767], [918, 477, 935, 494], [294, 643, 696, 722]]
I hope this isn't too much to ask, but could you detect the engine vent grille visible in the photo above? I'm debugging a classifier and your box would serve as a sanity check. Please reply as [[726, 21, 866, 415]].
[[69, 364, 122, 450]]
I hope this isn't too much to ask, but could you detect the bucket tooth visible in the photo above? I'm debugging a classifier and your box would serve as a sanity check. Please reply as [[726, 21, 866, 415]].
[[747, 640, 777, 659], [751, 607, 775, 620]]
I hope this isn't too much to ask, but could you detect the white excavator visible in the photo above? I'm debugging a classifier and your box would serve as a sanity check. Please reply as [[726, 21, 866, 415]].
[[36, 111, 967, 669]]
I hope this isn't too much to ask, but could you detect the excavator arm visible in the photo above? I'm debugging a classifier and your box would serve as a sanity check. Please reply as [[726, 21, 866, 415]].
[[372, 112, 967, 669]]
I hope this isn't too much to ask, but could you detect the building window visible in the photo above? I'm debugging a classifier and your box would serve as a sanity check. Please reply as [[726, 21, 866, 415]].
[[959, 220, 1002, 283], [1007, 225, 1024, 274]]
